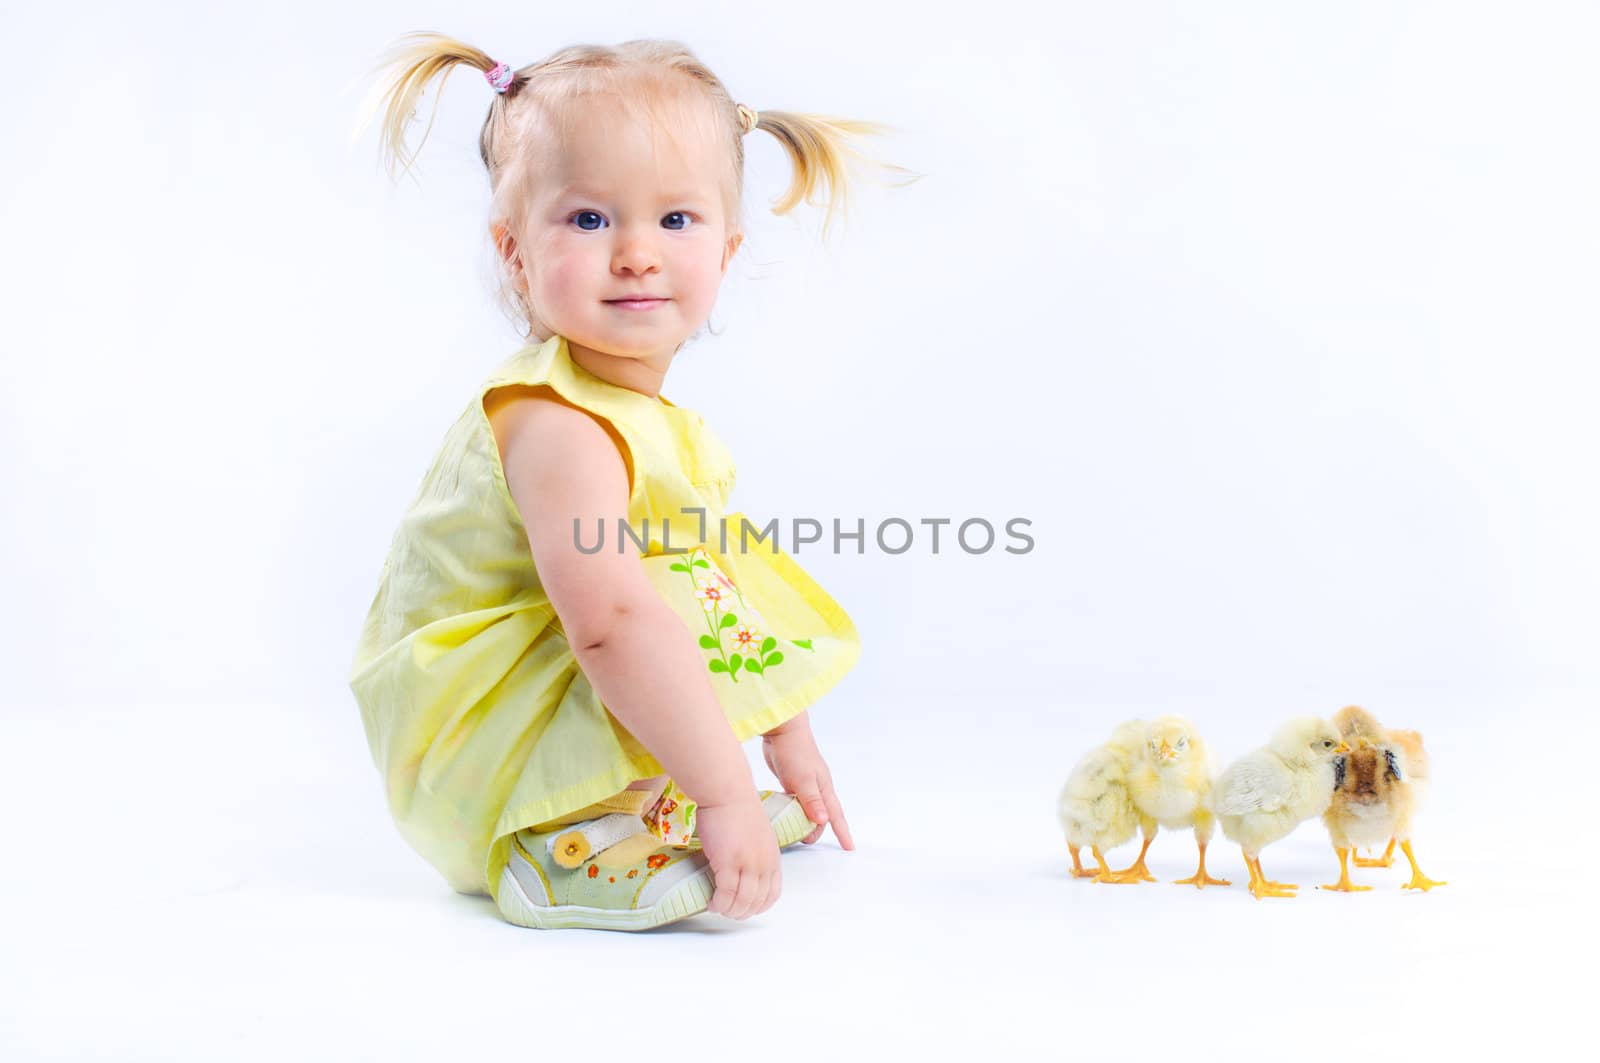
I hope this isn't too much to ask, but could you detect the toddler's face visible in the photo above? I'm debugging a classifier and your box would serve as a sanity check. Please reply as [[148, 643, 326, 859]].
[[509, 96, 742, 374]]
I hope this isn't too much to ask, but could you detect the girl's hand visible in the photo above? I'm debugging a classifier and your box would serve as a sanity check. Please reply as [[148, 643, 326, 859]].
[[694, 793, 782, 920], [761, 712, 856, 849]]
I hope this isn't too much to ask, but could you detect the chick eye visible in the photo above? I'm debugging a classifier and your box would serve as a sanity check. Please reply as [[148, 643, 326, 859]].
[[1177, 738, 1188, 748], [571, 210, 607, 231], [662, 211, 692, 230], [1323, 740, 1333, 748]]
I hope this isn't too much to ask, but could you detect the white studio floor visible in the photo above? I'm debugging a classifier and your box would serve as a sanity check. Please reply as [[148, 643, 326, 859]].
[[1, 694, 1587, 1061]]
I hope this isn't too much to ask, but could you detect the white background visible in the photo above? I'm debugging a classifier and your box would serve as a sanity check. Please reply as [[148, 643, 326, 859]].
[[2, 1, 1594, 1059]]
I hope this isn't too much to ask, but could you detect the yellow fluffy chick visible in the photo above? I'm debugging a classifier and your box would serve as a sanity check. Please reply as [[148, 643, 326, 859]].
[[1324, 704, 1444, 892], [1105, 715, 1231, 888], [1213, 717, 1350, 899], [1057, 720, 1145, 882]]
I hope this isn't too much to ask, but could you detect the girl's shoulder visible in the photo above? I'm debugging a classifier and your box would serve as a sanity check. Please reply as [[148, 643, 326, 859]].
[[484, 383, 635, 497]]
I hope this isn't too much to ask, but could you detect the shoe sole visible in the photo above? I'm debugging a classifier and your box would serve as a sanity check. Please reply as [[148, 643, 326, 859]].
[[768, 795, 817, 849], [497, 862, 713, 931]]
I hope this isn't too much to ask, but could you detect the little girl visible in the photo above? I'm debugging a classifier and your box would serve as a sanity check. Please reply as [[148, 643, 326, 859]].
[[348, 31, 908, 930]]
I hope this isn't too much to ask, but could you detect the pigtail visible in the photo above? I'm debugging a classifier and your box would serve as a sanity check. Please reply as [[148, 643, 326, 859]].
[[351, 31, 513, 184], [748, 110, 922, 239]]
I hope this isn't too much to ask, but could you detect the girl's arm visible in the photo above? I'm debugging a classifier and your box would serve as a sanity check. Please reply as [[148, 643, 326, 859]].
[[488, 389, 779, 918]]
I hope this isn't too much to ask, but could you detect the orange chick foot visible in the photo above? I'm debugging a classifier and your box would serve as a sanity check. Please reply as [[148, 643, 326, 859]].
[[1174, 870, 1231, 888], [1174, 844, 1229, 887], [1106, 839, 1158, 883], [1401, 872, 1447, 892], [1248, 878, 1296, 899], [1354, 839, 1397, 868], [1398, 841, 1446, 892], [1320, 848, 1372, 892]]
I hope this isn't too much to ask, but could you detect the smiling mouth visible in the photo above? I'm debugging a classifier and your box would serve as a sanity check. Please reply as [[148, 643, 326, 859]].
[[605, 297, 669, 308]]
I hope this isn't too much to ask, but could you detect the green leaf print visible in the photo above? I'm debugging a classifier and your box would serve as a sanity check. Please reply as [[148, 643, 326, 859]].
[[678, 546, 798, 686], [792, 639, 813, 652]]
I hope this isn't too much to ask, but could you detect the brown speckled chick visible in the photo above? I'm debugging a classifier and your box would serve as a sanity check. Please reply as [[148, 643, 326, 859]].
[[1320, 705, 1446, 892]]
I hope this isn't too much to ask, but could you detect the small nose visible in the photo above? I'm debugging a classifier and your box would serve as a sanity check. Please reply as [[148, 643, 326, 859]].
[[611, 223, 661, 276]]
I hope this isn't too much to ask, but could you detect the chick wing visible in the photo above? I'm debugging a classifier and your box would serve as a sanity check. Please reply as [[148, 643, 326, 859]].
[[1214, 750, 1294, 816]]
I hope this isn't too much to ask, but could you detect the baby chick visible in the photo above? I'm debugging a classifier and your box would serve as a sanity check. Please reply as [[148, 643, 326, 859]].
[[1107, 715, 1231, 888], [1325, 704, 1445, 892], [1213, 717, 1349, 899], [1057, 720, 1145, 882]]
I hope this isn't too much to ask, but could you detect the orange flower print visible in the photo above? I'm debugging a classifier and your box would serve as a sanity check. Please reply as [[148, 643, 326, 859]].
[[627, 869, 638, 879], [693, 578, 729, 612], [587, 865, 599, 879], [731, 623, 764, 653], [661, 798, 677, 815], [647, 853, 670, 870]]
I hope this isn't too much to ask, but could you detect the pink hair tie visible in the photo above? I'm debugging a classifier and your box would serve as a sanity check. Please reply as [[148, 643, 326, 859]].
[[485, 61, 514, 94]]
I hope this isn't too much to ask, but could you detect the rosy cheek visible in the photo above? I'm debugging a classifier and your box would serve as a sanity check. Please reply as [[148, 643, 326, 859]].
[[532, 243, 593, 311]]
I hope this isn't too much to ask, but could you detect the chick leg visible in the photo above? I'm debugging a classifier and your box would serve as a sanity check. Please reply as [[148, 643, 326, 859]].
[[1173, 841, 1231, 888], [1086, 846, 1119, 882], [1319, 846, 1373, 892], [1068, 846, 1101, 879], [1103, 833, 1159, 884], [1247, 854, 1297, 898], [1257, 860, 1299, 890], [1354, 837, 1396, 868], [1398, 840, 1447, 892]]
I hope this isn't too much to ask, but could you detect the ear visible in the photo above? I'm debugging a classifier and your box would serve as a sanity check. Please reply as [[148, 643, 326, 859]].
[[1382, 747, 1403, 782], [491, 221, 524, 277], [720, 229, 744, 273]]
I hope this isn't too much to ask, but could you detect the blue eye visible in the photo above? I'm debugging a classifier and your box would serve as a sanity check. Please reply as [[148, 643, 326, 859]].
[[662, 211, 691, 231], [572, 210, 607, 231]]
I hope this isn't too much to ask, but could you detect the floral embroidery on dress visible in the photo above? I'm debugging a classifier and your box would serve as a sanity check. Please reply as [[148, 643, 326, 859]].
[[671, 546, 812, 681]]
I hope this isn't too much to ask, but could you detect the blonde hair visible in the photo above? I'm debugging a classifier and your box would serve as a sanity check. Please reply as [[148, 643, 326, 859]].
[[353, 30, 919, 339]]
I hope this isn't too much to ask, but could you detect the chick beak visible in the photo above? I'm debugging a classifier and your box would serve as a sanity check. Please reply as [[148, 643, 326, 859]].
[[1334, 741, 1351, 754], [1158, 744, 1175, 762]]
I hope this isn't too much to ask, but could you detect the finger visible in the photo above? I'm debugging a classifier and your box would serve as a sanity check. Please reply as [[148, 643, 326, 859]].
[[729, 867, 759, 921], [746, 871, 770, 919], [764, 866, 782, 914], [710, 865, 740, 917], [801, 822, 825, 845], [822, 785, 855, 850], [796, 787, 829, 829]]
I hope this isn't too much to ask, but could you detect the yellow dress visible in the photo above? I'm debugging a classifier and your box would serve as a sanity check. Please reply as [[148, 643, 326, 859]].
[[348, 334, 861, 901]]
